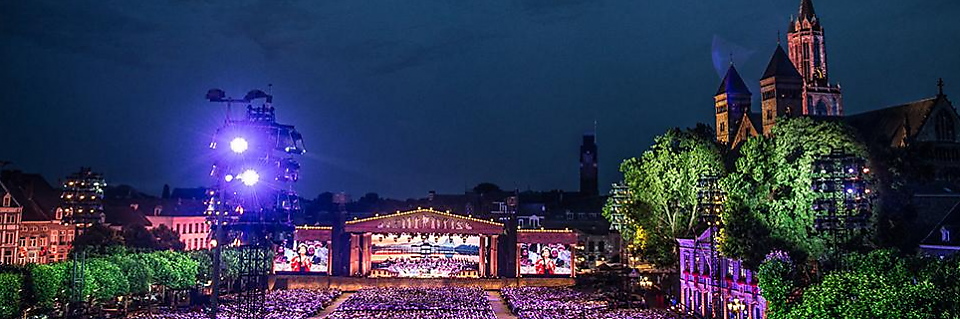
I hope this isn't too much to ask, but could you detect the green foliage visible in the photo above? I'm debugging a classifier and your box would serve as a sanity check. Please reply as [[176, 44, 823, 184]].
[[187, 250, 213, 284], [28, 263, 68, 311], [721, 117, 871, 264], [0, 272, 23, 319], [72, 223, 125, 253], [110, 253, 154, 295], [85, 258, 129, 301], [151, 250, 199, 290], [610, 125, 724, 267], [760, 249, 960, 319], [151, 224, 186, 251]]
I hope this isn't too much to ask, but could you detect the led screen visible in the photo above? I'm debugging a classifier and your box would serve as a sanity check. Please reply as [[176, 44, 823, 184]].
[[370, 234, 480, 278], [274, 239, 329, 273], [519, 243, 572, 276]]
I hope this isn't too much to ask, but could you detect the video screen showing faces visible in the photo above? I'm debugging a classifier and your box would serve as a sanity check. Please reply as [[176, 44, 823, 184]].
[[370, 234, 480, 278], [519, 243, 572, 276], [274, 239, 329, 273]]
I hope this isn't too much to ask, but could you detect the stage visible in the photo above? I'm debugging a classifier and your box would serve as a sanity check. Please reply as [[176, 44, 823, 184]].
[[271, 275, 575, 291]]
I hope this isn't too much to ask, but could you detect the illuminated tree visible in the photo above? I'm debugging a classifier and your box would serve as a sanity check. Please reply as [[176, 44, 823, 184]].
[[608, 125, 724, 267]]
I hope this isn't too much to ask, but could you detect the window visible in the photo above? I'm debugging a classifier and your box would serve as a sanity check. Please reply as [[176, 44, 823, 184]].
[[942, 227, 951, 243], [935, 111, 956, 142], [2, 195, 10, 207], [598, 241, 605, 252]]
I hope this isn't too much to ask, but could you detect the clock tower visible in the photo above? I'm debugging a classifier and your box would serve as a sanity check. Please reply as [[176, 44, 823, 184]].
[[787, 0, 843, 116]]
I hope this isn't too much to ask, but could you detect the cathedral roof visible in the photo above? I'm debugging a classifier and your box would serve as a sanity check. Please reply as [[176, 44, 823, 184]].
[[716, 65, 751, 96], [845, 96, 942, 148], [761, 45, 802, 80]]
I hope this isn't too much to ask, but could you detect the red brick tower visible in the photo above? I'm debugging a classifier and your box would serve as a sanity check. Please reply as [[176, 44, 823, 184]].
[[787, 0, 843, 116]]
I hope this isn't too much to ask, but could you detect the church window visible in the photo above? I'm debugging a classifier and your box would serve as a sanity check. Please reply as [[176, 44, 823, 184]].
[[815, 100, 828, 115], [813, 38, 822, 69], [935, 111, 956, 142]]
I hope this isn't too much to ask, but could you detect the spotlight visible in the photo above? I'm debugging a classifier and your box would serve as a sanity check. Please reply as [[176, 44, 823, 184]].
[[224, 174, 234, 182], [230, 137, 249, 153], [239, 169, 259, 186]]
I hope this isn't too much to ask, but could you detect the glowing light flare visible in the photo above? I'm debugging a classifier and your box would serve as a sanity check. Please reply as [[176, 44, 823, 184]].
[[239, 169, 259, 186], [224, 174, 234, 182], [229, 137, 249, 153]]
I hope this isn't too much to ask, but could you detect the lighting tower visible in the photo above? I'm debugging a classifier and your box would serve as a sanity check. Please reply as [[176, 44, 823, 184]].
[[204, 88, 306, 319], [811, 149, 872, 270], [60, 167, 106, 317], [696, 175, 725, 319]]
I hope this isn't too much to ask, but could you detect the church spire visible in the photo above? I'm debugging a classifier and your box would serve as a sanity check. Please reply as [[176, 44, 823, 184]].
[[799, 0, 817, 21]]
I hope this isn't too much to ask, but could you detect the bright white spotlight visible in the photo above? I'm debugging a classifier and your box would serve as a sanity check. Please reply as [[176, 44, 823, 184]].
[[224, 174, 234, 182], [230, 137, 248, 153], [239, 169, 259, 186]]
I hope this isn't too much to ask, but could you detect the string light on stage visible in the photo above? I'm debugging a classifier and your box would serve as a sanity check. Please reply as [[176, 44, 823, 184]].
[[239, 169, 259, 186]]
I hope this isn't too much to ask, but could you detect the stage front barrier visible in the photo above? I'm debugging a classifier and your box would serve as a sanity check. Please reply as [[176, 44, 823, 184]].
[[271, 275, 575, 291]]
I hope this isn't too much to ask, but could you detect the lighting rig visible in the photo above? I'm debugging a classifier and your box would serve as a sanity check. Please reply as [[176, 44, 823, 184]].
[[204, 88, 306, 319], [60, 167, 106, 317], [811, 149, 873, 270], [696, 174, 725, 319]]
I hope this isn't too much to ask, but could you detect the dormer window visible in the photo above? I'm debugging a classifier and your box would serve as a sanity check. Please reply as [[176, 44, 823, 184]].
[[2, 194, 10, 207], [942, 226, 951, 242], [154, 206, 163, 216]]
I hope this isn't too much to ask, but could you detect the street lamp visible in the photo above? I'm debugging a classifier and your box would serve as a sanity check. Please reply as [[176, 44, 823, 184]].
[[727, 298, 746, 319]]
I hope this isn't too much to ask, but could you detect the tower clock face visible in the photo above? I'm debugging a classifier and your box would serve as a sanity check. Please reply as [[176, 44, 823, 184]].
[[814, 67, 825, 80]]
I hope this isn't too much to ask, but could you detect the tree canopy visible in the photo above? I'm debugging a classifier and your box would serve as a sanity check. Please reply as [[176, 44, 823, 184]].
[[610, 125, 724, 267], [720, 117, 872, 266]]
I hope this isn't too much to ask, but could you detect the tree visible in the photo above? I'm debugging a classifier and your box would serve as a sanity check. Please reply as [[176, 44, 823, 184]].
[[27, 263, 68, 312], [721, 117, 871, 265], [608, 126, 724, 267], [151, 225, 185, 251], [759, 249, 960, 319], [472, 182, 502, 195], [0, 272, 23, 319], [73, 223, 124, 253], [85, 258, 129, 302], [110, 253, 154, 295], [122, 225, 156, 251]]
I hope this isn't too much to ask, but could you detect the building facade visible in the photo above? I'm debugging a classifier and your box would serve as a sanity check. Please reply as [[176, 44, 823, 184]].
[[678, 229, 765, 319], [0, 182, 22, 265]]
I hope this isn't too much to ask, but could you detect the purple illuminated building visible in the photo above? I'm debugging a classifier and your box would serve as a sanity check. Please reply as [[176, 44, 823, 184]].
[[678, 229, 765, 319]]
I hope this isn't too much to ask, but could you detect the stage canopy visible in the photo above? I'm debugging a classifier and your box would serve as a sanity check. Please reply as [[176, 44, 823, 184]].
[[345, 208, 503, 235]]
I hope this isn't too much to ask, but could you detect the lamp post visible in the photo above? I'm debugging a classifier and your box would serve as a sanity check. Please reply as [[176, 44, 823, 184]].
[[727, 298, 746, 319]]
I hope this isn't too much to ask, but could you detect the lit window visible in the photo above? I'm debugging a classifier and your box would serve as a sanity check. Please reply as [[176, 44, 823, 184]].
[[942, 227, 951, 243]]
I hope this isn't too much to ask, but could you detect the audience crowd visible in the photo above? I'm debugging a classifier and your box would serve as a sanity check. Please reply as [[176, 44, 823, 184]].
[[325, 287, 495, 319], [501, 287, 692, 319], [126, 289, 341, 319]]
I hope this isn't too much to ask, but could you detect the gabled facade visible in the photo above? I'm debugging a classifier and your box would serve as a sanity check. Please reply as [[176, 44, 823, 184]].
[[0, 181, 22, 265]]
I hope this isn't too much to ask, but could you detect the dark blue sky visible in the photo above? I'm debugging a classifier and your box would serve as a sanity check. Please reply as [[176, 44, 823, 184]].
[[1, 0, 958, 199]]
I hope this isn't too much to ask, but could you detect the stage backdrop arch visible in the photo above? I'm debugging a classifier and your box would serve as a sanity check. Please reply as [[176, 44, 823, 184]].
[[344, 208, 504, 278]]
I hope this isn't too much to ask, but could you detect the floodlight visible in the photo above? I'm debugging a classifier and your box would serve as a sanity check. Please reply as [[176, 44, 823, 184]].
[[240, 169, 259, 186], [224, 174, 234, 182], [230, 137, 248, 153]]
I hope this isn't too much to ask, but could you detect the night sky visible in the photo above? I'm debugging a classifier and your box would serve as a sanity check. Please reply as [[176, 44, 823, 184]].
[[1, 0, 958, 199]]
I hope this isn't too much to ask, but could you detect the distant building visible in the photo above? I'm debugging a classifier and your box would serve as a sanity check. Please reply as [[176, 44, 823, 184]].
[[0, 180, 23, 265], [1, 171, 74, 264], [678, 229, 765, 319], [580, 133, 599, 196]]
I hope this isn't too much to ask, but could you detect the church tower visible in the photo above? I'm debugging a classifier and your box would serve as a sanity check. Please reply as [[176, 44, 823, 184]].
[[579, 133, 598, 196], [760, 44, 804, 135], [715, 64, 752, 145], [787, 0, 843, 116]]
